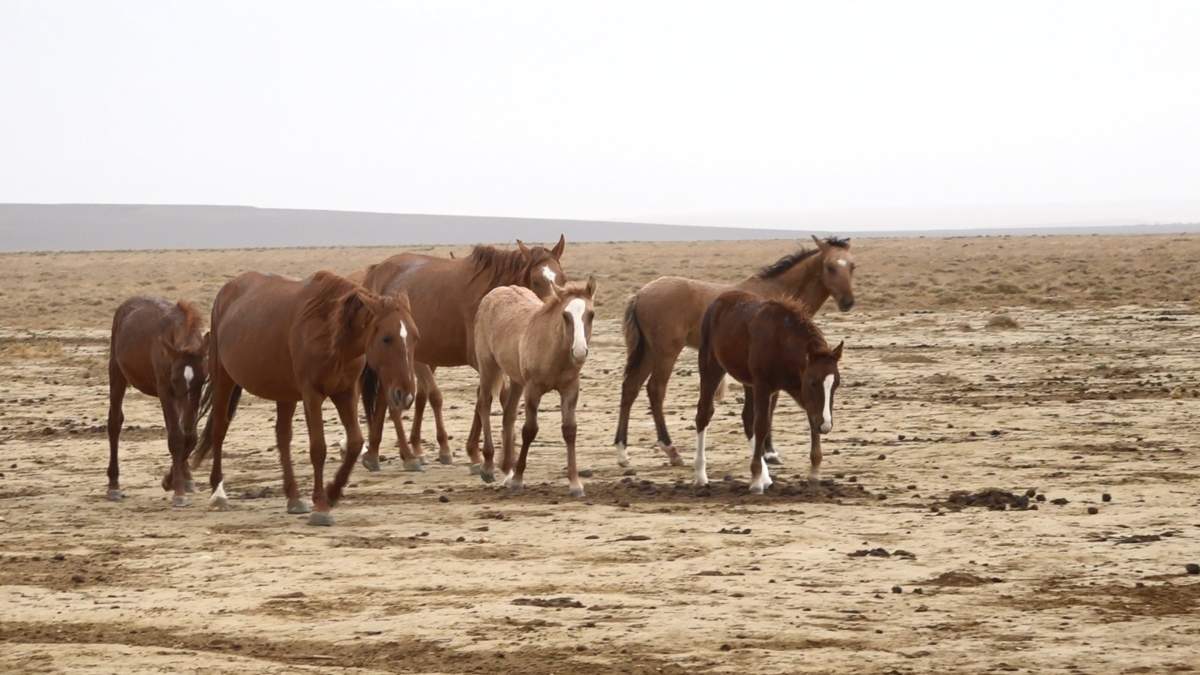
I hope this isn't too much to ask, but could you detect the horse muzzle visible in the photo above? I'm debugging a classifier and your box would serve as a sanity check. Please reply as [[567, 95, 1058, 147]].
[[837, 297, 855, 312], [390, 388, 415, 410]]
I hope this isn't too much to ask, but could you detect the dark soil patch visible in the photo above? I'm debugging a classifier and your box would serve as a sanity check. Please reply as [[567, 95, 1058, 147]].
[[941, 489, 1031, 511], [923, 571, 1004, 587], [1002, 580, 1200, 619]]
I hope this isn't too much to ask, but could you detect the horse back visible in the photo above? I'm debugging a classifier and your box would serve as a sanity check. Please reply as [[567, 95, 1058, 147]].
[[635, 276, 730, 351]]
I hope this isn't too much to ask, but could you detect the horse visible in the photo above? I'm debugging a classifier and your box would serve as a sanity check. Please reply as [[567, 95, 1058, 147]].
[[355, 236, 567, 473], [694, 290, 843, 493], [190, 270, 418, 526], [105, 298, 208, 506], [472, 278, 596, 496], [614, 236, 855, 468]]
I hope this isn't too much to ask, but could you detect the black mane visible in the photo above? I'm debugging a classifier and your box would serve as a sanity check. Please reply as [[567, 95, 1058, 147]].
[[756, 237, 849, 279]]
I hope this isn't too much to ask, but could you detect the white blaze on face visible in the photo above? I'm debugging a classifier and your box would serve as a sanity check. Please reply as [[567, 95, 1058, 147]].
[[541, 266, 557, 285], [399, 322, 408, 345], [565, 298, 588, 361], [183, 366, 194, 386], [836, 259, 848, 268], [821, 374, 834, 433]]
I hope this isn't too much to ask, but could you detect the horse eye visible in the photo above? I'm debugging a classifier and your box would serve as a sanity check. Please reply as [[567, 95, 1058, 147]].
[[382, 335, 394, 344]]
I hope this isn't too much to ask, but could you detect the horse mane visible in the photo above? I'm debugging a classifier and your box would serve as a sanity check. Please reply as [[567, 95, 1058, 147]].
[[767, 297, 831, 353], [468, 244, 551, 287], [300, 271, 370, 356], [164, 300, 205, 354], [756, 237, 850, 280]]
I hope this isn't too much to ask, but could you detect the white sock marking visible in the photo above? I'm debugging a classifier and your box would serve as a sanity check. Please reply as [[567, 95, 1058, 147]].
[[565, 298, 588, 361], [210, 481, 227, 505], [821, 374, 834, 433], [616, 442, 629, 467], [183, 366, 194, 386], [694, 429, 708, 486]]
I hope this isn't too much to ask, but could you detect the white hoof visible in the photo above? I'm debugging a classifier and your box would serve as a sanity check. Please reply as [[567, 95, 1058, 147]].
[[616, 443, 630, 467], [694, 474, 709, 488], [468, 463, 483, 476], [171, 495, 190, 508], [763, 450, 783, 465], [287, 499, 312, 514], [402, 459, 424, 472], [749, 482, 765, 495], [569, 484, 585, 498], [209, 481, 229, 510], [105, 488, 125, 502]]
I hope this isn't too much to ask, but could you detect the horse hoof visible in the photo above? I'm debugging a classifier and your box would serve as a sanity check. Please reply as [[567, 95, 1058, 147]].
[[209, 482, 230, 510], [507, 480, 524, 492], [763, 452, 783, 466], [694, 478, 709, 488], [657, 444, 684, 466], [569, 486, 585, 498], [287, 499, 312, 514], [402, 459, 425, 472], [308, 511, 335, 526], [416, 454, 429, 465], [184, 479, 197, 493], [480, 471, 495, 484], [361, 455, 381, 472], [749, 484, 765, 495], [105, 489, 125, 502], [438, 453, 454, 465], [468, 463, 482, 475], [171, 495, 190, 508]]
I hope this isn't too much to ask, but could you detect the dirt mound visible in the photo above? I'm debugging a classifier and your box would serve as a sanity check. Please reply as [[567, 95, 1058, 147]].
[[943, 488, 1032, 511], [924, 571, 1004, 587]]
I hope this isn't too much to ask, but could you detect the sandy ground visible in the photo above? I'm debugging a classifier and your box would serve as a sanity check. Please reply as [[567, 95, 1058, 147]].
[[1, 235, 1199, 674]]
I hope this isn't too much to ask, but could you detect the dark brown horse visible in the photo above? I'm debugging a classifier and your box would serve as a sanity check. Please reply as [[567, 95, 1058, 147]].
[[694, 290, 843, 493], [356, 237, 567, 473], [616, 236, 854, 468], [106, 298, 208, 505], [192, 271, 418, 525]]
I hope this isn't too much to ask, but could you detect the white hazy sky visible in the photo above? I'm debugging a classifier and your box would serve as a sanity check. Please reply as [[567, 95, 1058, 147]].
[[3, 1, 1199, 230]]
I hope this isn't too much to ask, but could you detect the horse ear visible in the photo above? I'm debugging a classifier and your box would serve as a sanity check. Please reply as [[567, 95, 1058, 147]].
[[585, 274, 597, 298], [516, 239, 532, 260], [832, 340, 844, 360], [552, 234, 566, 260], [811, 235, 829, 252]]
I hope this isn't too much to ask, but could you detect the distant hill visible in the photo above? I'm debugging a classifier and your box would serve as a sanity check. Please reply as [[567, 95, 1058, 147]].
[[1, 204, 1197, 252]]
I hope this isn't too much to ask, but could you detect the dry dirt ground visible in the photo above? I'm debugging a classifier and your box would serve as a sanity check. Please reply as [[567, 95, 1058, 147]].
[[1, 235, 1199, 674]]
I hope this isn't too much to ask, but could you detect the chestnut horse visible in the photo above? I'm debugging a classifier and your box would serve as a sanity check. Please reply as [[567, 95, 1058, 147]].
[[355, 237, 567, 472], [615, 236, 854, 468], [473, 278, 596, 495], [106, 298, 208, 506], [191, 271, 418, 526], [694, 290, 843, 493]]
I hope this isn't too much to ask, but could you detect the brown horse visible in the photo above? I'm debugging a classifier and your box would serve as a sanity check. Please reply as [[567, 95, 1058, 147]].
[[106, 298, 208, 505], [356, 237, 567, 473], [694, 290, 843, 493], [615, 236, 855, 468], [192, 270, 418, 526], [473, 278, 596, 495]]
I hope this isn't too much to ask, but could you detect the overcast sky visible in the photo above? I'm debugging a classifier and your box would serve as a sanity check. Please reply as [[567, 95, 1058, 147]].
[[3, 1, 1199, 230]]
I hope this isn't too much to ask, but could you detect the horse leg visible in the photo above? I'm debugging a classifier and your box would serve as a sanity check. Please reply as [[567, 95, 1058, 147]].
[[506, 386, 543, 491], [763, 392, 783, 465], [274, 400, 309, 514], [160, 397, 189, 507], [693, 356, 725, 488], [105, 361, 127, 501], [561, 382, 584, 497], [206, 370, 237, 510], [647, 350, 684, 466], [499, 380, 524, 481], [301, 392, 335, 526], [809, 419, 823, 484], [464, 390, 485, 468], [407, 364, 430, 457], [748, 383, 774, 494], [614, 344, 653, 467], [423, 366, 453, 464], [388, 404, 423, 472], [326, 390, 363, 512], [474, 360, 501, 482]]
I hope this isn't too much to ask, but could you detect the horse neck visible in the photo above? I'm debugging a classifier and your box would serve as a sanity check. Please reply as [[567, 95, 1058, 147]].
[[738, 255, 829, 312]]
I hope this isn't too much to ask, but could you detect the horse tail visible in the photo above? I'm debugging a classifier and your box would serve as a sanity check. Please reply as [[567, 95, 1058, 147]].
[[361, 365, 379, 419], [622, 294, 646, 377], [191, 384, 242, 468]]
